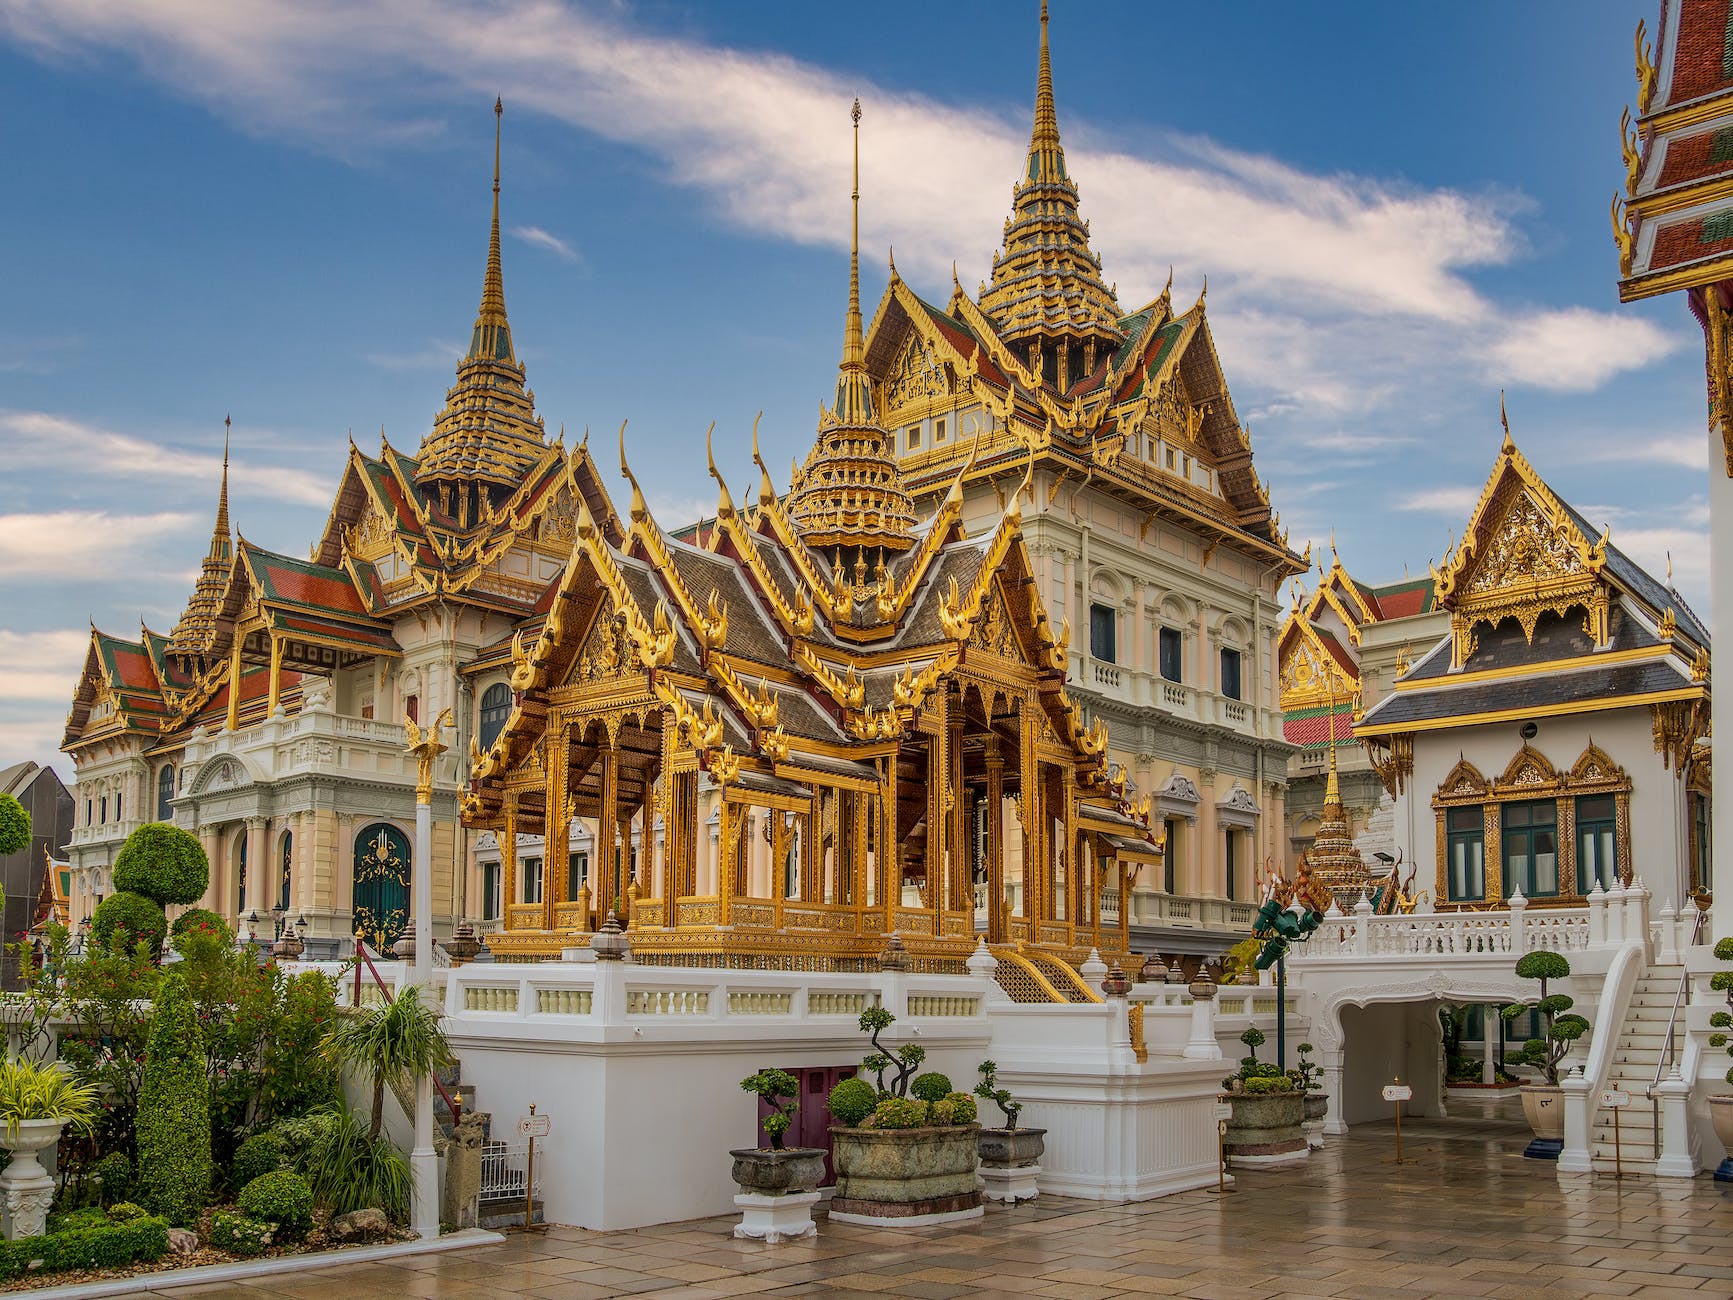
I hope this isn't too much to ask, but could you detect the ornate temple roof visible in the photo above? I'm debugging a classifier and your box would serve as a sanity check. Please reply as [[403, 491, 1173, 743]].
[[165, 419, 234, 658], [414, 100, 549, 499], [787, 101, 917, 554], [978, 1, 1122, 357]]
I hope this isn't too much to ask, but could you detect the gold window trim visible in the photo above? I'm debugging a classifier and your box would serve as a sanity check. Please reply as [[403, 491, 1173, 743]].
[[1430, 743, 1632, 909]]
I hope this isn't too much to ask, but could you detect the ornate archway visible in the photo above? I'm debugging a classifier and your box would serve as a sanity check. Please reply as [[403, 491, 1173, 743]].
[[352, 822, 410, 951]]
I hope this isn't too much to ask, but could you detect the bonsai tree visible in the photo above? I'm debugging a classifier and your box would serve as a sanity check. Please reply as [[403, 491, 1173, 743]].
[[322, 983, 454, 1139], [740, 1068, 800, 1150], [974, 1060, 1021, 1128], [0, 792, 29, 857], [1709, 937, 1733, 1084], [1292, 1042, 1323, 1094], [137, 970, 213, 1226], [1500, 950, 1589, 1086], [857, 1006, 925, 1097], [1222, 1025, 1287, 1093]]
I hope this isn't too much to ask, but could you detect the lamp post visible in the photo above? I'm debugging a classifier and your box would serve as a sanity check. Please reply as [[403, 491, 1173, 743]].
[[403, 707, 452, 1240], [1251, 874, 1325, 1071]]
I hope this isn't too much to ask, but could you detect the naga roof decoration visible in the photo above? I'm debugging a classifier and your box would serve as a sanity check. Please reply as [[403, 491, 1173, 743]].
[[978, 0, 1123, 361]]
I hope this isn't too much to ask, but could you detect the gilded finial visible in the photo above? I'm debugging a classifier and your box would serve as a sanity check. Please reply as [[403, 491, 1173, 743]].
[[1666, 550, 1674, 587], [1620, 106, 1641, 196], [1499, 390, 1513, 451], [467, 97, 514, 364], [618, 419, 647, 524], [216, 414, 232, 543], [705, 421, 735, 518], [1635, 19, 1657, 115], [1611, 193, 1634, 277], [751, 411, 776, 507]]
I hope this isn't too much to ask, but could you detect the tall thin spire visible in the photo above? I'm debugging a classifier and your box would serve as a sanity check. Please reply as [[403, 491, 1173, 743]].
[[167, 415, 237, 656], [212, 413, 232, 560], [468, 96, 513, 364], [843, 97, 864, 371], [1029, 0, 1062, 183]]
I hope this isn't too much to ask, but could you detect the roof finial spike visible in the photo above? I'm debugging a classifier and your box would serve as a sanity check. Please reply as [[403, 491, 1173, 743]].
[[751, 411, 777, 508], [618, 419, 647, 524], [705, 421, 735, 519], [1667, 550, 1674, 587], [467, 97, 513, 364], [1029, 0, 1058, 179], [215, 414, 232, 546], [844, 97, 864, 371], [1499, 389, 1514, 451]]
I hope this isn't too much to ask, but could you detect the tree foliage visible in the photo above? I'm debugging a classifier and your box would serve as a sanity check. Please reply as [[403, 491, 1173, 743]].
[[1502, 951, 1586, 1086], [136, 972, 213, 1226], [321, 984, 453, 1139], [112, 823, 209, 906], [0, 793, 29, 857], [90, 893, 167, 958]]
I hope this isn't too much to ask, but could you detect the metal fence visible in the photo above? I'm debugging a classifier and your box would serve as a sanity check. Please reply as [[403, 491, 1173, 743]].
[[479, 1140, 542, 1203]]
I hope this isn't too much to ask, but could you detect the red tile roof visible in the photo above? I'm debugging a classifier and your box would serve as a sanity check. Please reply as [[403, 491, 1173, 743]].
[[1670, 0, 1733, 105], [1283, 710, 1355, 747]]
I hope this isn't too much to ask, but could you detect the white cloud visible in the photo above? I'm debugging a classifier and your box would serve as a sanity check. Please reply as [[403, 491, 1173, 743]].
[[1477, 307, 1680, 392], [0, 0, 1678, 420], [0, 410, 332, 507], [1396, 486, 1481, 516], [362, 339, 464, 371], [512, 225, 581, 264], [1583, 432, 1709, 471], [0, 629, 89, 701], [0, 510, 195, 577]]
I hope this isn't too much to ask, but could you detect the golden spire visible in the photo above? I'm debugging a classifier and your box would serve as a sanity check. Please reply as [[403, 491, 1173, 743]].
[[1029, 0, 1061, 184], [469, 96, 513, 364], [167, 415, 237, 656], [1323, 675, 1343, 811], [787, 99, 916, 556], [211, 413, 232, 563]]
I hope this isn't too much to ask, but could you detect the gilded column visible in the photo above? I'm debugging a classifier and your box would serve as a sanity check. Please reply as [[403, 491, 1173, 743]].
[[985, 736, 1005, 944], [718, 796, 736, 927], [948, 703, 966, 932], [501, 795, 518, 928], [771, 808, 788, 928], [544, 720, 569, 931], [597, 742, 618, 926], [266, 635, 285, 716], [881, 756, 899, 935], [225, 639, 244, 732], [926, 732, 944, 930]]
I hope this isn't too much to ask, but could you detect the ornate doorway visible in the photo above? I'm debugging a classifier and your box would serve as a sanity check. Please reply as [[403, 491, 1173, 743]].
[[352, 823, 410, 951]]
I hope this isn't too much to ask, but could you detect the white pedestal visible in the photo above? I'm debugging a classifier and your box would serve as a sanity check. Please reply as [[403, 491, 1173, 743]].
[[980, 1161, 1040, 1203], [1302, 1119, 1325, 1151], [733, 1190, 819, 1243]]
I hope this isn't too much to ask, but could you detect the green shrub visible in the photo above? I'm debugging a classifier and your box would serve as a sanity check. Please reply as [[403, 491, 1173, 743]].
[[928, 1099, 956, 1125], [170, 907, 231, 946], [282, 1105, 409, 1222], [0, 1215, 168, 1280], [94, 1151, 133, 1205], [943, 1092, 978, 1125], [210, 1210, 275, 1256], [740, 1068, 800, 1150], [910, 1071, 952, 1103], [113, 823, 210, 906], [1242, 1075, 1292, 1094], [91, 892, 168, 958], [237, 1169, 313, 1238], [0, 793, 28, 857], [975, 1060, 1022, 1127], [136, 971, 212, 1226], [0, 1057, 99, 1138], [827, 1077, 877, 1128], [105, 1202, 147, 1223], [869, 1096, 930, 1129], [230, 1132, 287, 1190]]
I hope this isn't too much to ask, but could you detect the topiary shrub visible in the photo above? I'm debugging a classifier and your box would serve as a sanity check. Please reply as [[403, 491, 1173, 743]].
[[910, 1071, 953, 1103], [136, 971, 212, 1226], [827, 1077, 877, 1128], [943, 1092, 978, 1125], [0, 1214, 168, 1279], [237, 1169, 313, 1238], [210, 1210, 275, 1256], [230, 1132, 287, 1190], [869, 1096, 930, 1129], [91, 892, 168, 957], [0, 793, 29, 857], [1501, 950, 1589, 1086], [928, 1098, 956, 1125], [739, 1068, 800, 1150], [105, 1202, 147, 1223], [94, 1151, 133, 1206], [112, 823, 210, 906], [170, 907, 231, 946], [1710, 937, 1733, 1085]]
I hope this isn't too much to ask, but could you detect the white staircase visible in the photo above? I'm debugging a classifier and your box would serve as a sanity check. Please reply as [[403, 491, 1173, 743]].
[[1589, 966, 1682, 1174]]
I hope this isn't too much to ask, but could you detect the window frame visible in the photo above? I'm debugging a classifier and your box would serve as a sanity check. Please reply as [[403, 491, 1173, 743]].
[[1501, 799, 1560, 898], [1158, 627, 1183, 683], [1089, 603, 1117, 664], [1445, 805, 1486, 903], [156, 764, 176, 822], [1574, 793, 1618, 895], [1219, 647, 1242, 701], [478, 682, 512, 750]]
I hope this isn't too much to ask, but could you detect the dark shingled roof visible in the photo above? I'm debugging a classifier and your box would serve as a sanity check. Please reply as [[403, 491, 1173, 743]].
[[1558, 501, 1709, 646], [1359, 660, 1693, 732], [1404, 606, 1659, 684]]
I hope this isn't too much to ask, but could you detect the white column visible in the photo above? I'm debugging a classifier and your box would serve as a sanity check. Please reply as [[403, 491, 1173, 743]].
[[1481, 1008, 1496, 1086], [1586, 880, 1607, 949], [1508, 887, 1527, 952], [1557, 1068, 1592, 1174], [1710, 428, 1733, 949], [1604, 883, 1627, 946], [1622, 879, 1650, 957], [1657, 905, 1680, 965], [409, 795, 437, 1238], [1654, 1070, 1696, 1178]]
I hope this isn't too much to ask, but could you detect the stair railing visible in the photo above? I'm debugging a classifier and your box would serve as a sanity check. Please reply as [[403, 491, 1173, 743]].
[[352, 939, 462, 1126], [1645, 906, 1708, 1149]]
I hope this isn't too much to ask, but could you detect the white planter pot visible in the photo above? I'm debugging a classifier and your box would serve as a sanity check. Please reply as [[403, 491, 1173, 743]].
[[0, 1118, 67, 1240]]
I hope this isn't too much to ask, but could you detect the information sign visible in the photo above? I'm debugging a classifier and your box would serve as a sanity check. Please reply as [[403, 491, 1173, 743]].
[[519, 1114, 552, 1139], [1381, 1084, 1413, 1103], [1212, 1102, 1234, 1121], [1600, 1089, 1630, 1109]]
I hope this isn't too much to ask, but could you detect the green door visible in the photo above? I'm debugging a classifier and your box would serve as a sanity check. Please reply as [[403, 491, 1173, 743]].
[[352, 823, 410, 952]]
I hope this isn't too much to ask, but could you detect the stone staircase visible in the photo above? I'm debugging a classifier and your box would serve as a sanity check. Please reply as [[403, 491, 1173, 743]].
[[1589, 966, 1684, 1174], [389, 1056, 543, 1228]]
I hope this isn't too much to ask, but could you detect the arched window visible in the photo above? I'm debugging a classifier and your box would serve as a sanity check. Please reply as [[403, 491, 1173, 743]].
[[156, 764, 176, 822], [236, 831, 248, 914], [478, 682, 511, 750], [99, 796, 108, 825], [278, 831, 293, 912]]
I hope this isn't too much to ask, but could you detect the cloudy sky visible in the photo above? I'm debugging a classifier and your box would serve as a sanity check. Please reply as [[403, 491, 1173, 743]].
[[0, 0, 1709, 772]]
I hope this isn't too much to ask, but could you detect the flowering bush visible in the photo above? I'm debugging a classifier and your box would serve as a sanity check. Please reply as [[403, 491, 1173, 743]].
[[210, 1210, 275, 1256], [90, 892, 168, 958]]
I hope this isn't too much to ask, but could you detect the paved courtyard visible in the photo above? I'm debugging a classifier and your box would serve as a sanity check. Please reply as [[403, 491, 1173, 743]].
[[150, 1104, 1733, 1299]]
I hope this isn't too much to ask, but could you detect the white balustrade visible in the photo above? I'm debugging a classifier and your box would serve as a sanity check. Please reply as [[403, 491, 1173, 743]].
[[464, 985, 520, 1013], [807, 991, 871, 1016], [1293, 907, 1591, 962], [906, 994, 980, 1018], [535, 987, 592, 1016], [626, 988, 710, 1016], [726, 990, 792, 1015]]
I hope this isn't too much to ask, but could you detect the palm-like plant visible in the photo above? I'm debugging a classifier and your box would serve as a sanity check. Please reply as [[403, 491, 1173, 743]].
[[321, 985, 453, 1139], [0, 1058, 98, 1139]]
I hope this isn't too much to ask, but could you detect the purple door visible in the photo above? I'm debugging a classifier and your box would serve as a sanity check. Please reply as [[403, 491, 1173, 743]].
[[756, 1066, 856, 1186]]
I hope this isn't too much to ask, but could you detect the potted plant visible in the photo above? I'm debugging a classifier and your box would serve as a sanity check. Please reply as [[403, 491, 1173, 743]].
[[1217, 1026, 1307, 1165], [1708, 936, 1733, 1182], [0, 1058, 99, 1238], [1499, 951, 1589, 1160], [826, 1008, 982, 1225], [974, 1060, 1045, 1202], [1292, 1043, 1328, 1148], [729, 1068, 826, 1242]]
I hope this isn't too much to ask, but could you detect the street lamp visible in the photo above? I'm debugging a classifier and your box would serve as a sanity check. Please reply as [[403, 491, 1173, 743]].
[[1251, 868, 1328, 1070]]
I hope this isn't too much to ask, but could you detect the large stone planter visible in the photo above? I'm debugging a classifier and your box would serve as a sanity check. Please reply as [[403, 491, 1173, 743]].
[[1221, 1091, 1308, 1166], [0, 1119, 65, 1240], [729, 1147, 826, 1243], [1519, 1084, 1564, 1161], [829, 1125, 982, 1225], [1301, 1093, 1328, 1150], [977, 1126, 1046, 1203], [1708, 1095, 1733, 1182]]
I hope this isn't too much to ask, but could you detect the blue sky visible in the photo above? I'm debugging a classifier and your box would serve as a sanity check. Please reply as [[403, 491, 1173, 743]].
[[0, 0, 1709, 770]]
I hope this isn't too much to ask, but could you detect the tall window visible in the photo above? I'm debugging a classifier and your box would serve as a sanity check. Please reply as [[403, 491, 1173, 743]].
[[478, 682, 511, 750], [1502, 800, 1559, 897], [99, 797, 108, 825], [236, 831, 248, 914], [404, 694, 419, 724], [522, 856, 544, 905], [114, 793, 122, 822], [934, 417, 946, 444], [1575, 794, 1618, 894], [481, 861, 501, 920], [1162, 818, 1178, 894], [1223, 829, 1237, 901], [156, 764, 175, 821], [1159, 627, 1183, 682], [1220, 648, 1242, 701], [1089, 604, 1116, 663], [568, 851, 589, 902], [1446, 806, 1485, 902], [278, 832, 293, 912], [1692, 790, 1712, 893]]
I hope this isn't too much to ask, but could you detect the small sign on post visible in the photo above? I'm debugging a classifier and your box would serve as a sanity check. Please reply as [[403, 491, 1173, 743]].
[[516, 1104, 550, 1232], [1209, 1100, 1235, 1194], [1601, 1088, 1630, 1178], [1383, 1080, 1413, 1164]]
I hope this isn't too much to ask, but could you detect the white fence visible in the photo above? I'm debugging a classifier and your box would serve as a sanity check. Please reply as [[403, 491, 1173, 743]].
[[479, 1140, 542, 1204]]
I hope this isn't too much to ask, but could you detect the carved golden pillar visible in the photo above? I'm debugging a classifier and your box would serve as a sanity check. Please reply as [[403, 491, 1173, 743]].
[[926, 732, 944, 930], [1118, 856, 1130, 955], [718, 796, 737, 927], [985, 736, 1005, 944], [225, 638, 243, 732], [544, 721, 569, 931], [851, 790, 869, 917], [501, 796, 518, 928], [597, 742, 618, 927], [881, 755, 899, 936], [1065, 787, 1080, 945], [266, 635, 285, 717], [1018, 696, 1040, 930], [949, 702, 966, 930], [771, 807, 789, 928], [675, 769, 697, 900]]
